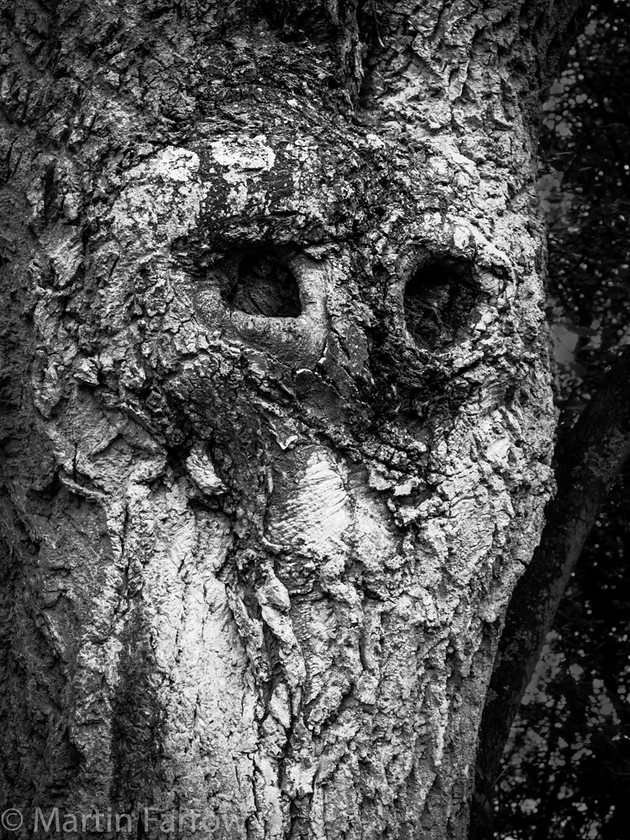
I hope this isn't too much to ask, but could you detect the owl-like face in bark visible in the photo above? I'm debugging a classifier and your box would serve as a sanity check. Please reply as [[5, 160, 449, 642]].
[[101, 117, 546, 525]]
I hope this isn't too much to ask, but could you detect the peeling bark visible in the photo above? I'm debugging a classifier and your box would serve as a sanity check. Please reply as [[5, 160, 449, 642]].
[[0, 1, 585, 837]]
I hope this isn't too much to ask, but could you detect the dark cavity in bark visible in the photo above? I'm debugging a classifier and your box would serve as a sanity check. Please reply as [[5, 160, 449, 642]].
[[219, 249, 302, 318], [404, 258, 477, 349]]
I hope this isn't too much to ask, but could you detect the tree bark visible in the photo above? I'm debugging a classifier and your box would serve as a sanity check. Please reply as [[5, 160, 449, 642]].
[[0, 1, 585, 837]]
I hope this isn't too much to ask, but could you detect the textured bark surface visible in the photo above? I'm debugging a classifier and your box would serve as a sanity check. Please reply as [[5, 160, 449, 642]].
[[0, 1, 581, 837]]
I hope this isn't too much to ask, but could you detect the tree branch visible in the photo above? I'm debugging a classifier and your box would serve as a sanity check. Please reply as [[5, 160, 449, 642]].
[[472, 345, 630, 839]]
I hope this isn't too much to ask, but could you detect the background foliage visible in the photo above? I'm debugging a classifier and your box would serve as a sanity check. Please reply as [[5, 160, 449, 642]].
[[496, 1, 630, 837]]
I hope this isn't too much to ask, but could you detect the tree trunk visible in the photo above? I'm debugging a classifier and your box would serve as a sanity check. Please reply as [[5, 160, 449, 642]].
[[0, 1, 585, 837]]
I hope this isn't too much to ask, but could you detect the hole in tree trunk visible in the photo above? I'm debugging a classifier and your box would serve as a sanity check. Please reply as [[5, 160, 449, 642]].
[[221, 250, 302, 318], [404, 258, 477, 349]]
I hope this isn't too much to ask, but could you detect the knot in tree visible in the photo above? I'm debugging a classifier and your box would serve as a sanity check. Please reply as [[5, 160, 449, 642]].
[[219, 249, 303, 318], [404, 257, 478, 350]]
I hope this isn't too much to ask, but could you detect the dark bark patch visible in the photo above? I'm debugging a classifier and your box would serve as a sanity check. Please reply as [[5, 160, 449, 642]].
[[404, 258, 477, 350], [220, 250, 302, 318], [260, 0, 337, 41], [110, 608, 166, 810]]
